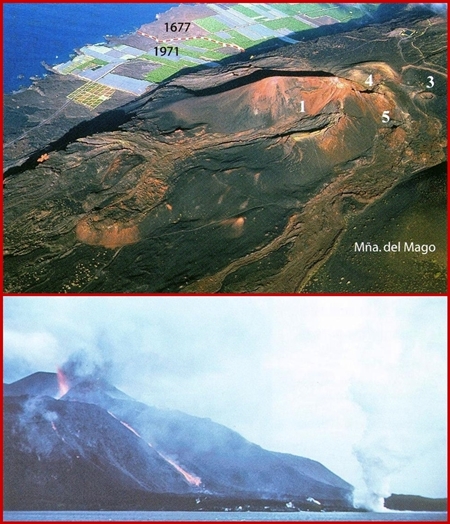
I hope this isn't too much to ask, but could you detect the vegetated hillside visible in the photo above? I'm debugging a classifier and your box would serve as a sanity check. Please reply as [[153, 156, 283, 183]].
[[3, 6, 446, 293]]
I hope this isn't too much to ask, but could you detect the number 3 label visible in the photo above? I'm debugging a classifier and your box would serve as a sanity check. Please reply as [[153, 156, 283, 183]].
[[426, 76, 434, 89]]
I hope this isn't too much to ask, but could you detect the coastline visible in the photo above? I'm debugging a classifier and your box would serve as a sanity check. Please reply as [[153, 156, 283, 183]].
[[3, 3, 177, 94]]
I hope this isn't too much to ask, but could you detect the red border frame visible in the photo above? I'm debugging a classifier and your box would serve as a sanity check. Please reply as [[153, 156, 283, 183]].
[[1, 1, 448, 523]]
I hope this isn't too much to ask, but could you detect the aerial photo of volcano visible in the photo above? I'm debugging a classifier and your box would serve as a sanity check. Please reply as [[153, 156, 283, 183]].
[[3, 3, 447, 293], [3, 296, 447, 520]]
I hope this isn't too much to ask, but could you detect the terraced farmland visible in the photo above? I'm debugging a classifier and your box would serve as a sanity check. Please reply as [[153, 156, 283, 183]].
[[56, 4, 376, 106], [66, 82, 115, 109]]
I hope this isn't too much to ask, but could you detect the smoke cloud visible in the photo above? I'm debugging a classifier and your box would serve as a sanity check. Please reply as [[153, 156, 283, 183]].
[[61, 349, 113, 384], [14, 397, 60, 456]]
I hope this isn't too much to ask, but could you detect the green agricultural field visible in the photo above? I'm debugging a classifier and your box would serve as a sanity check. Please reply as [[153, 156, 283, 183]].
[[231, 5, 260, 19], [60, 56, 106, 75], [181, 38, 222, 50], [177, 58, 199, 68], [178, 48, 226, 62], [144, 59, 196, 83], [77, 58, 109, 71], [141, 53, 195, 67], [144, 64, 178, 83], [326, 5, 362, 22], [92, 58, 108, 66], [272, 4, 308, 16], [197, 49, 228, 61], [194, 15, 230, 33], [263, 18, 311, 32], [223, 30, 265, 49], [271, 3, 361, 22]]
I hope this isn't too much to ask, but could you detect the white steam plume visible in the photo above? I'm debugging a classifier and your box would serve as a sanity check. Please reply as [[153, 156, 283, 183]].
[[352, 430, 408, 511]]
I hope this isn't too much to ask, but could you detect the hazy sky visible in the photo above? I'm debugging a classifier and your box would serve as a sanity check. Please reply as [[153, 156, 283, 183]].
[[3, 296, 447, 500]]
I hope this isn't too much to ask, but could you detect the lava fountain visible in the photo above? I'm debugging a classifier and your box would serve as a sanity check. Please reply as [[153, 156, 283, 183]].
[[57, 367, 70, 398]]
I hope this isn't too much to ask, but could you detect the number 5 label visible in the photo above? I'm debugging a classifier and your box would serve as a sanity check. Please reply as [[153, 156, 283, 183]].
[[381, 111, 390, 123]]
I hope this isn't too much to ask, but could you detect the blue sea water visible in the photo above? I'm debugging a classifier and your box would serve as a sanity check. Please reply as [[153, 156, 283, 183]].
[[3, 3, 178, 93]]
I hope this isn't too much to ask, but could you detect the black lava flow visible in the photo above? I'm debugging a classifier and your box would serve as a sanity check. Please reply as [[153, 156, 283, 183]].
[[3, 106, 134, 179]]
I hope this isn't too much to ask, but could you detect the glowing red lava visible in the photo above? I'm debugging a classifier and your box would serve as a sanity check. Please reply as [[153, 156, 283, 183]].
[[106, 410, 202, 487], [107, 411, 143, 439], [119, 420, 142, 438], [158, 452, 202, 487], [57, 367, 70, 398]]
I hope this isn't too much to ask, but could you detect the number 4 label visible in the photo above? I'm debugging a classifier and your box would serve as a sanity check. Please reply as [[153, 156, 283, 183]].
[[365, 74, 374, 87]]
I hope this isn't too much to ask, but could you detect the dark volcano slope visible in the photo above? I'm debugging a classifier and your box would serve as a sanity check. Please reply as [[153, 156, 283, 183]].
[[3, 371, 60, 398], [4, 375, 353, 511], [65, 381, 352, 505], [3, 395, 196, 510], [3, 9, 446, 293]]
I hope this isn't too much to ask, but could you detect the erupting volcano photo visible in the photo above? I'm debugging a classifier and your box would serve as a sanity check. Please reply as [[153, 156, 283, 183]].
[[3, 3, 447, 293], [3, 296, 447, 521]]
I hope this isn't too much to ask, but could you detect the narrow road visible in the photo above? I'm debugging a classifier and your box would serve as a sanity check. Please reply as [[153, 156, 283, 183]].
[[4, 99, 71, 147], [137, 30, 244, 52]]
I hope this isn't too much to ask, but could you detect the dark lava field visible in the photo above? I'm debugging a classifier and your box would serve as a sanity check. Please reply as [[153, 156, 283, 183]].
[[3, 5, 447, 293]]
